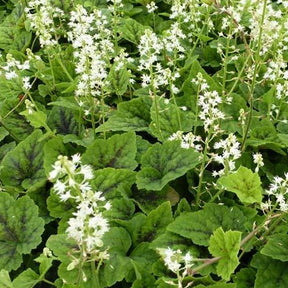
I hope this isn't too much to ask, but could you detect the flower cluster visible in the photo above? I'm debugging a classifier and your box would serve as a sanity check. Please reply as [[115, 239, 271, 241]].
[[253, 152, 264, 173], [192, 73, 226, 133], [25, 0, 64, 48], [138, 25, 184, 93], [262, 173, 288, 212], [157, 247, 193, 287], [67, 5, 113, 101], [0, 53, 32, 92], [49, 154, 110, 256], [212, 133, 241, 177], [168, 131, 202, 151]]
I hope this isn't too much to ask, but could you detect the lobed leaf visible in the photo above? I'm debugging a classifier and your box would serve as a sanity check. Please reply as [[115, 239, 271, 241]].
[[82, 131, 137, 170], [217, 166, 262, 204], [96, 96, 152, 133], [208, 227, 241, 280], [136, 140, 201, 191], [261, 234, 288, 261], [0, 193, 44, 271], [167, 203, 246, 246]]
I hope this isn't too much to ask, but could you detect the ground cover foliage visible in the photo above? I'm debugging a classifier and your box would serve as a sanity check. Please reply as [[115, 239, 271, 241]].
[[1, 0, 288, 287]]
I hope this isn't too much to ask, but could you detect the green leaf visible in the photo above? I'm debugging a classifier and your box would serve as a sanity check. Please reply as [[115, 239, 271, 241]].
[[0, 99, 33, 141], [104, 198, 135, 220], [119, 18, 150, 44], [218, 166, 262, 204], [136, 140, 201, 191], [0, 4, 31, 52], [108, 63, 130, 96], [167, 203, 246, 246], [208, 227, 241, 280], [116, 214, 147, 246], [34, 253, 54, 278], [19, 110, 48, 130], [140, 202, 173, 242], [0, 130, 46, 191], [46, 234, 94, 287], [12, 269, 39, 288], [149, 97, 194, 141], [0, 127, 9, 142], [82, 132, 137, 170], [0, 193, 44, 271], [150, 232, 198, 257], [251, 254, 288, 288], [102, 227, 132, 286], [233, 268, 256, 288], [43, 135, 67, 177], [133, 185, 179, 213], [0, 270, 14, 288], [95, 96, 152, 133], [261, 234, 288, 261], [91, 168, 136, 199], [47, 106, 78, 135], [195, 284, 237, 288]]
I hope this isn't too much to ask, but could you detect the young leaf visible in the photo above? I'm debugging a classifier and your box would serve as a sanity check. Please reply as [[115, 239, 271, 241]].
[[19, 110, 48, 130], [12, 269, 39, 288], [251, 254, 288, 288], [0, 193, 44, 271], [208, 227, 241, 281], [95, 96, 152, 133], [167, 204, 246, 246], [217, 166, 262, 204], [136, 140, 201, 191], [260, 234, 288, 261], [0, 130, 46, 191], [82, 131, 137, 170], [0, 270, 14, 288]]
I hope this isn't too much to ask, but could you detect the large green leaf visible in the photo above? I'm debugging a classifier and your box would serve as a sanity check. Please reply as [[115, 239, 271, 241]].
[[0, 99, 33, 141], [91, 168, 136, 199], [261, 234, 288, 261], [0, 193, 44, 271], [101, 227, 132, 286], [139, 201, 173, 242], [95, 96, 152, 133], [119, 18, 150, 44], [46, 234, 93, 287], [167, 203, 246, 246], [0, 130, 46, 191], [149, 97, 194, 141], [47, 106, 78, 135], [136, 140, 201, 191], [217, 166, 262, 204], [43, 135, 67, 177], [251, 254, 288, 288], [0, 4, 31, 52], [208, 227, 241, 280], [82, 132, 137, 170]]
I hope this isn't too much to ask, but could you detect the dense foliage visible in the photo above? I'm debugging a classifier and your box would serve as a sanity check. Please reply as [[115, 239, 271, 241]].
[[1, 0, 288, 287]]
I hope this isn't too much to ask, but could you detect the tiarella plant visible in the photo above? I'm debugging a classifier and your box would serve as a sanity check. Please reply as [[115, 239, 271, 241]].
[[1, 0, 288, 287]]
